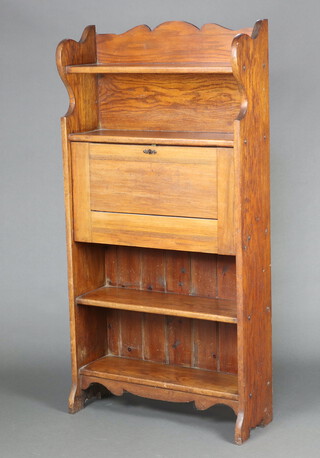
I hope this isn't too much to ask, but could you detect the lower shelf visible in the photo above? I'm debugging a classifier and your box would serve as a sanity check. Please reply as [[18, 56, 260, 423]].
[[80, 356, 238, 401]]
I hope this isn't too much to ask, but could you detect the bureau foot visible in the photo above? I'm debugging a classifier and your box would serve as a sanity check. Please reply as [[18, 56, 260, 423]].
[[68, 383, 111, 413], [68, 385, 86, 414], [234, 408, 273, 443], [234, 411, 250, 445]]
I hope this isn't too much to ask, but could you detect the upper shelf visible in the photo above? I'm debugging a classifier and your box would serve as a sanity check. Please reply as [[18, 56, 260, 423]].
[[66, 62, 233, 74], [68, 129, 234, 147], [76, 286, 237, 324]]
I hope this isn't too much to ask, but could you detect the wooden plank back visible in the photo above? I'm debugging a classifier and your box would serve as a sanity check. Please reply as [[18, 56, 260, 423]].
[[104, 247, 237, 374]]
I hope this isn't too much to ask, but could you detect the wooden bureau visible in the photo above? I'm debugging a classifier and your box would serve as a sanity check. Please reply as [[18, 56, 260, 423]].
[[56, 20, 272, 444]]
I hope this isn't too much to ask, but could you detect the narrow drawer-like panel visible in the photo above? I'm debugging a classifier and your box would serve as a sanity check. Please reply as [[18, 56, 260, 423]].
[[90, 211, 218, 253], [89, 143, 217, 219]]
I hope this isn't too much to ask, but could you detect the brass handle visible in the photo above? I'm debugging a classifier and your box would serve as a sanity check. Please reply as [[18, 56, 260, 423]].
[[143, 148, 157, 155]]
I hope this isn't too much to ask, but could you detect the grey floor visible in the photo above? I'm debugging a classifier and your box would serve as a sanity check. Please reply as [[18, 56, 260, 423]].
[[1, 354, 319, 457]]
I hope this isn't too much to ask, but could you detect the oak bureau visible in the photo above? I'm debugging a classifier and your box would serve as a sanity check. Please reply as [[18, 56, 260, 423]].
[[56, 20, 272, 444]]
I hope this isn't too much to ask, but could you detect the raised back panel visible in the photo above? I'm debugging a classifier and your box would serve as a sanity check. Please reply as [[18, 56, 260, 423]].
[[98, 73, 240, 132], [96, 22, 252, 64]]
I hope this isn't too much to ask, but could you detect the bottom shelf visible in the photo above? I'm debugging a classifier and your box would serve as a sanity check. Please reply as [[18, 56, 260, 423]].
[[80, 356, 238, 401]]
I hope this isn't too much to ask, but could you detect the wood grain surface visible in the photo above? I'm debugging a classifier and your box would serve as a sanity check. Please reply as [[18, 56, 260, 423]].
[[232, 19, 272, 444], [66, 62, 234, 73], [91, 211, 218, 253], [70, 142, 235, 254], [56, 26, 107, 413], [76, 286, 237, 323], [98, 74, 240, 133], [80, 356, 239, 399], [81, 375, 239, 413], [56, 25, 98, 134], [68, 129, 234, 147], [57, 20, 271, 444], [103, 247, 237, 373], [218, 148, 235, 253], [96, 21, 252, 64], [89, 143, 217, 219]]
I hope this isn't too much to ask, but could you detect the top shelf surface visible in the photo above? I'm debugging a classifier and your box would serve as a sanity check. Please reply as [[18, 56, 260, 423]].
[[66, 62, 233, 74]]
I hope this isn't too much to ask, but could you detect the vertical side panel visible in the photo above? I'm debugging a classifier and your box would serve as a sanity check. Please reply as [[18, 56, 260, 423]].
[[232, 19, 272, 441], [71, 142, 92, 242], [59, 57, 104, 412], [217, 148, 235, 254], [58, 31, 99, 393]]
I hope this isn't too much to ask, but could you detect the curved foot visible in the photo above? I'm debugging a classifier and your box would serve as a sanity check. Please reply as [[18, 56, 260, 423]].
[[68, 383, 86, 414], [234, 411, 250, 445], [234, 408, 273, 443], [68, 383, 111, 413]]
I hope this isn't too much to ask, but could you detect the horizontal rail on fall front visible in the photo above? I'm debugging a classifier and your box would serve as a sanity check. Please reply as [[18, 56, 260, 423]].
[[68, 129, 234, 147]]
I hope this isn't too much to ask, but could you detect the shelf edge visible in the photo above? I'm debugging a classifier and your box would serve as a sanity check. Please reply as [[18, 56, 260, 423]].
[[66, 64, 233, 74], [68, 130, 234, 147]]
